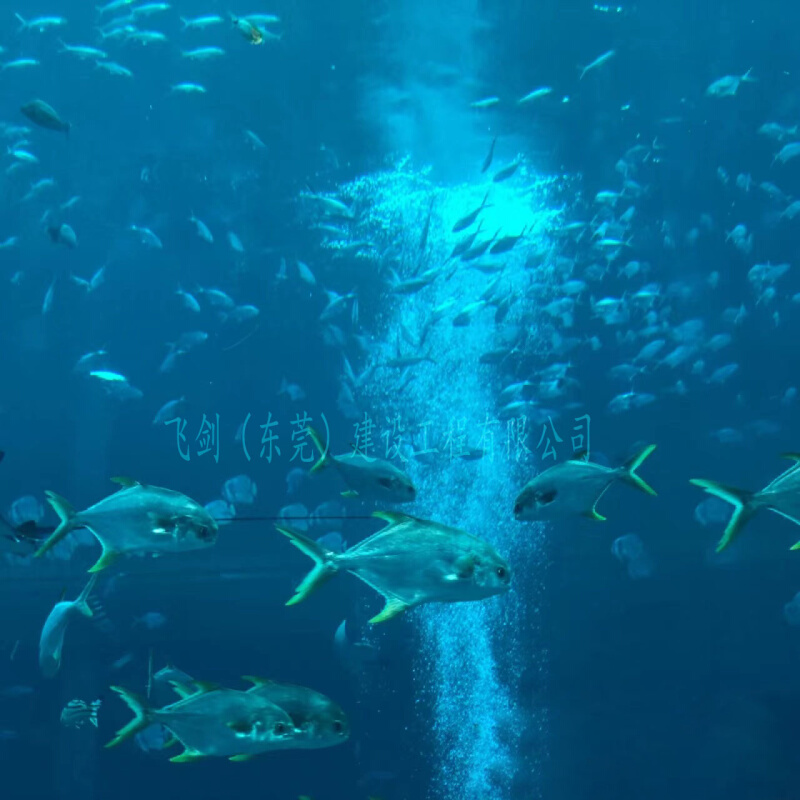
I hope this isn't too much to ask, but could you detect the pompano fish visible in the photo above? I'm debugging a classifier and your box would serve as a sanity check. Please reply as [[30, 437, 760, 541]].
[[276, 511, 511, 623], [242, 677, 349, 749], [690, 453, 800, 552], [106, 683, 297, 762], [39, 577, 96, 678], [306, 427, 416, 503], [34, 478, 218, 572], [514, 445, 657, 522]]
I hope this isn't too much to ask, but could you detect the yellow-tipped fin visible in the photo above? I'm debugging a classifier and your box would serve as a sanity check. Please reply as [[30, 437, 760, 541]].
[[621, 444, 658, 496], [170, 749, 206, 763], [168, 681, 197, 700], [230, 754, 255, 762], [105, 686, 152, 748], [276, 524, 339, 606], [369, 598, 408, 624], [305, 426, 329, 474], [689, 478, 756, 552], [582, 508, 606, 522], [36, 491, 78, 559], [88, 548, 120, 574], [241, 676, 273, 688]]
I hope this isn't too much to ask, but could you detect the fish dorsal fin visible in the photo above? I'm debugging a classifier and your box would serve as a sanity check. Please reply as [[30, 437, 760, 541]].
[[372, 511, 417, 527], [168, 681, 198, 700], [110, 476, 141, 489], [58, 586, 67, 603], [241, 675, 274, 688], [192, 681, 221, 694], [781, 452, 800, 462]]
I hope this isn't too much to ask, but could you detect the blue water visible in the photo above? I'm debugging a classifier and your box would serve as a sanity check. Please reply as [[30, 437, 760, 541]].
[[2, 0, 800, 798]]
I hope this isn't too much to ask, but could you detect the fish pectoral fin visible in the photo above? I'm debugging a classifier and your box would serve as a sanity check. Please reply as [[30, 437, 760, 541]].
[[582, 508, 606, 522], [170, 749, 206, 763], [369, 598, 408, 624], [340, 489, 359, 498], [230, 753, 256, 762], [162, 736, 179, 750], [88, 548, 120, 573]]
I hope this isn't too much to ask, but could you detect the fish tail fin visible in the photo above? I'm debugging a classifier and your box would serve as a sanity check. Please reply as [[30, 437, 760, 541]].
[[179, 16, 188, 27], [306, 426, 329, 473], [620, 444, 658, 496], [15, 13, 27, 30], [275, 524, 338, 606], [689, 479, 757, 552], [35, 491, 78, 558], [75, 575, 97, 618], [105, 687, 154, 748]]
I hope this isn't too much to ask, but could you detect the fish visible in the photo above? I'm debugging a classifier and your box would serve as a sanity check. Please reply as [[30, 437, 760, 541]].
[[180, 15, 224, 30], [514, 445, 658, 522], [34, 478, 218, 572], [579, 48, 616, 79], [20, 100, 70, 134], [690, 454, 800, 552], [452, 192, 490, 232], [276, 511, 511, 623], [305, 427, 416, 503], [243, 677, 349, 749], [39, 577, 96, 678], [106, 683, 298, 761], [517, 86, 552, 104], [481, 136, 497, 174], [492, 161, 521, 183], [61, 698, 102, 728]]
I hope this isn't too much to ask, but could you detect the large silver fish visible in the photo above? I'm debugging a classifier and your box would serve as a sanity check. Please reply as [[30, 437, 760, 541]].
[[691, 453, 800, 552], [277, 511, 510, 623], [34, 478, 218, 572], [514, 445, 657, 522], [106, 683, 297, 762], [39, 577, 96, 678], [306, 427, 416, 503]]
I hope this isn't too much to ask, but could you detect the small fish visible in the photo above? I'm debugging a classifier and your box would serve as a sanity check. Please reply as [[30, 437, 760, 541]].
[[181, 47, 225, 60], [58, 41, 107, 60], [96, 61, 133, 77], [171, 83, 206, 94], [517, 86, 552, 104], [39, 578, 96, 678], [452, 192, 490, 233], [481, 136, 497, 174], [231, 14, 265, 44], [61, 698, 102, 729], [492, 160, 521, 183], [690, 454, 800, 552], [20, 99, 70, 134], [129, 225, 162, 248], [181, 15, 224, 30], [276, 511, 511, 622], [580, 49, 616, 79], [305, 427, 416, 503], [153, 397, 185, 425], [15, 13, 67, 31], [189, 213, 213, 243], [514, 445, 657, 521], [2, 59, 40, 70], [705, 69, 755, 98], [470, 96, 500, 109], [34, 478, 218, 572]]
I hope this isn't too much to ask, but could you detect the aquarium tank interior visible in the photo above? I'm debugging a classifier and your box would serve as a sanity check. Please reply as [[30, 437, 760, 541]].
[[2, 0, 800, 798]]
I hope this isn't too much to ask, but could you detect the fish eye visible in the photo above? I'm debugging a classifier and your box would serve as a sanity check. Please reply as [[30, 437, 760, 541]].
[[513, 501, 523, 516], [273, 722, 287, 735], [332, 719, 345, 734], [496, 566, 507, 580]]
